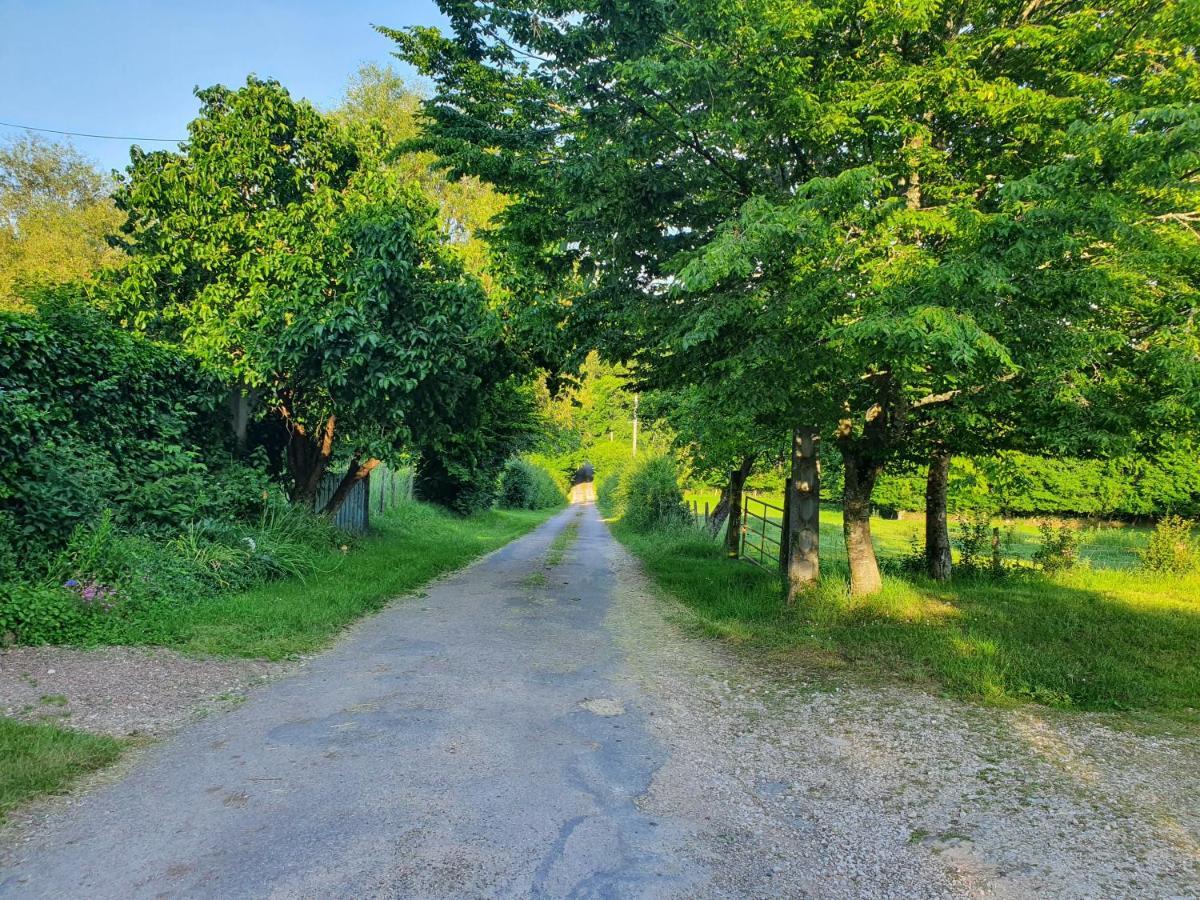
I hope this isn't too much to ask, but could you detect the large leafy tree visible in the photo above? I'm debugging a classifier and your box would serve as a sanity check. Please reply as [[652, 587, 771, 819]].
[[393, 0, 1200, 593], [107, 77, 507, 513], [0, 135, 123, 309]]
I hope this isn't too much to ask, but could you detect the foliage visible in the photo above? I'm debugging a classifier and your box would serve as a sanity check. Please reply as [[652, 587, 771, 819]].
[[498, 458, 565, 510], [596, 473, 623, 519], [1140, 516, 1199, 575], [0, 292, 226, 553], [619, 457, 691, 533], [108, 76, 521, 514], [394, 0, 1200, 595], [1033, 521, 1083, 574], [954, 513, 1006, 579], [334, 64, 509, 288], [0, 135, 123, 309], [1, 496, 342, 645]]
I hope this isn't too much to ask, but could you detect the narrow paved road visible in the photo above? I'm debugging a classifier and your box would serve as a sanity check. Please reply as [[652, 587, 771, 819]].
[[1, 504, 701, 898], [6, 502, 1200, 898]]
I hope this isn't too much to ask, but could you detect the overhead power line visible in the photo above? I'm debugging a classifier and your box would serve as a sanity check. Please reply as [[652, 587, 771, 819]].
[[0, 120, 184, 142]]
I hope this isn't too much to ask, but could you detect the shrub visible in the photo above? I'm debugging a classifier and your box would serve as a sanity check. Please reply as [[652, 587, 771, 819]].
[[952, 512, 1010, 578], [596, 472, 623, 518], [1139, 515, 1198, 575], [1033, 520, 1081, 574], [621, 457, 690, 532], [0, 582, 90, 645], [0, 293, 224, 555], [498, 459, 565, 510]]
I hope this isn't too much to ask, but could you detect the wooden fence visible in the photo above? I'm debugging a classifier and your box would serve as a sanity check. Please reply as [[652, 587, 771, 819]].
[[312, 465, 413, 535]]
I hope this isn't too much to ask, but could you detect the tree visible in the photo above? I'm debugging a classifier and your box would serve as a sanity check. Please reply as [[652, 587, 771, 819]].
[[107, 77, 508, 514], [0, 135, 123, 309], [393, 1, 1200, 593], [334, 64, 509, 289]]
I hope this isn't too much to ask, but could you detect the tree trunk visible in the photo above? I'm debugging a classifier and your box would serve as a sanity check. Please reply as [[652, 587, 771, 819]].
[[843, 453, 883, 596], [321, 455, 380, 516], [722, 462, 750, 557], [286, 414, 337, 506], [925, 451, 952, 581], [712, 455, 755, 546], [785, 427, 820, 602]]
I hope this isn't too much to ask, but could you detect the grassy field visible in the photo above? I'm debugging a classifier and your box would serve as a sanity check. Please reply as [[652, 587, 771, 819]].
[[106, 501, 557, 659], [621, 498, 1199, 715], [684, 489, 1151, 570], [0, 719, 122, 822]]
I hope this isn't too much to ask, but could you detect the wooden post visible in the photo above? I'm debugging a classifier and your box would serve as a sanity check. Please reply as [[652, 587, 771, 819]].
[[779, 477, 791, 574], [785, 427, 820, 601], [704, 501, 709, 524], [724, 467, 746, 557], [362, 472, 372, 532]]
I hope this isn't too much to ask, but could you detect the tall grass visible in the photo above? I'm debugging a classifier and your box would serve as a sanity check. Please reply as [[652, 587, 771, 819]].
[[103, 501, 555, 659]]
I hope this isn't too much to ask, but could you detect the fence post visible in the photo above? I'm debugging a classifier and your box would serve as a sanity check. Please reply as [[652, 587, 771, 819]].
[[725, 467, 746, 558], [785, 427, 821, 602], [739, 494, 749, 560]]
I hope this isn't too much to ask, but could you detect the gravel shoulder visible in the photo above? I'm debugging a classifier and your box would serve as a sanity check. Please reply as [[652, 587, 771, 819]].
[[1, 646, 287, 738], [609, 546, 1200, 898]]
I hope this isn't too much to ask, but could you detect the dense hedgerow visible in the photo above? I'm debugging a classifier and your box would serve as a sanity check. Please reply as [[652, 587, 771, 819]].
[[0, 292, 231, 555], [0, 291, 349, 646], [614, 457, 691, 533], [498, 459, 565, 510]]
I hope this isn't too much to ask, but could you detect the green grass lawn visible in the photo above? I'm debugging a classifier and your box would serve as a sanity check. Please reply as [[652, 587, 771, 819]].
[[684, 488, 1151, 570], [619, 509, 1200, 715], [0, 719, 122, 822], [110, 501, 556, 659]]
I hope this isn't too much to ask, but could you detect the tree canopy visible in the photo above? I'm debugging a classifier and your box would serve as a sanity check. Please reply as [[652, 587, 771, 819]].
[[393, 0, 1200, 592], [0, 135, 123, 309], [107, 76, 528, 513]]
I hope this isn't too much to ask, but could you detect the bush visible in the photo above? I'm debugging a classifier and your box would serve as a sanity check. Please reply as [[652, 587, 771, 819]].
[[1033, 520, 1081, 574], [953, 513, 1009, 578], [498, 459, 565, 510], [0, 582, 90, 645], [0, 293, 225, 555], [621, 457, 690, 532], [596, 472, 623, 518], [1139, 515, 1198, 575]]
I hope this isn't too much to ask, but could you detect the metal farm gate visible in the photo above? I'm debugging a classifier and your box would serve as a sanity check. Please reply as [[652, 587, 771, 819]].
[[740, 495, 784, 570]]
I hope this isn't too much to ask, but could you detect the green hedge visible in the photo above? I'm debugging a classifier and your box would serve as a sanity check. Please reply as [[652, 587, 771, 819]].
[[498, 458, 566, 510]]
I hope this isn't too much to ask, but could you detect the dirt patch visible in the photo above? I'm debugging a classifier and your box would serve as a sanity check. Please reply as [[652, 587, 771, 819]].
[[609, 548, 1200, 899], [1, 646, 288, 738]]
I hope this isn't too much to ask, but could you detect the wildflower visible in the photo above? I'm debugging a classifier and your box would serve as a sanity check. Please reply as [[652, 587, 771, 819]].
[[64, 579, 80, 588]]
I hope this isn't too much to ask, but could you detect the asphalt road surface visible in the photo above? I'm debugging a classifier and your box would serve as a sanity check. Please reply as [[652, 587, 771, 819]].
[[6, 502, 1197, 898], [1, 504, 707, 898]]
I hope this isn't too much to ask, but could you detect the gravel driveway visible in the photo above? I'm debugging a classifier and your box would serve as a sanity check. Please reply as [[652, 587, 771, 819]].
[[2, 502, 1197, 897]]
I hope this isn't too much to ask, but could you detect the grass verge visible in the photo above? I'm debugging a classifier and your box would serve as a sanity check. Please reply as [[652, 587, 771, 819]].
[[546, 519, 580, 567], [0, 719, 122, 822], [94, 501, 556, 659], [614, 520, 1200, 715]]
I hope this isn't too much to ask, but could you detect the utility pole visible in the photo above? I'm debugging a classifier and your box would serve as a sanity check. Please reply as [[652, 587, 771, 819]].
[[631, 394, 639, 457]]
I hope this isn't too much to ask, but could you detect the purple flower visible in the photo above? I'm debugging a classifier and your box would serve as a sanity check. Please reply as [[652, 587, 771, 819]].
[[64, 579, 80, 588]]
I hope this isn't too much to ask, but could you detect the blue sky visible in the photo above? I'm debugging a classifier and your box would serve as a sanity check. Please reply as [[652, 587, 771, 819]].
[[0, 1, 446, 173]]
